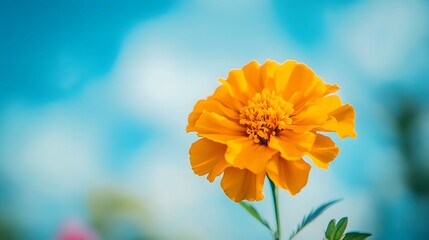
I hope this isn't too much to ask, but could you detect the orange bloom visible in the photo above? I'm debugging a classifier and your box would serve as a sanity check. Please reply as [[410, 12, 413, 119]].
[[186, 60, 356, 202]]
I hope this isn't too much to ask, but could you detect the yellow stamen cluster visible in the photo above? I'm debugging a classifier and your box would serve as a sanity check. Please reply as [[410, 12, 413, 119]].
[[239, 89, 294, 145]]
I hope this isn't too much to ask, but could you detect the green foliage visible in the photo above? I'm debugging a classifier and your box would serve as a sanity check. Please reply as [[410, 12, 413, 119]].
[[238, 202, 273, 233], [238, 199, 371, 240], [325, 217, 372, 240], [325, 219, 336, 240], [87, 188, 160, 240], [333, 217, 348, 240], [0, 215, 19, 240], [289, 199, 341, 239], [343, 232, 372, 240]]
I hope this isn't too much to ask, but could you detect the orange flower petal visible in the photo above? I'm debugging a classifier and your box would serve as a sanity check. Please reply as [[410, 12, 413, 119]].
[[242, 60, 262, 93], [306, 134, 339, 169], [279, 63, 336, 112], [273, 60, 297, 93], [268, 131, 316, 160], [319, 104, 356, 138], [220, 167, 265, 202], [194, 112, 245, 143], [288, 105, 328, 132], [189, 138, 230, 182], [291, 77, 328, 110], [324, 83, 340, 95], [225, 137, 277, 173], [330, 104, 357, 138], [318, 95, 342, 113], [220, 71, 251, 103], [186, 99, 239, 132], [210, 84, 244, 111], [282, 63, 316, 102], [266, 154, 310, 195], [260, 60, 280, 91]]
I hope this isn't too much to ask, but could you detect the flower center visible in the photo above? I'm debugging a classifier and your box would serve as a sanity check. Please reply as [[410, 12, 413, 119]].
[[239, 89, 294, 145]]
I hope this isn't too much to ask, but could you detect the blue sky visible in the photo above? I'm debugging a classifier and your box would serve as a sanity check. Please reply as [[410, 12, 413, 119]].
[[1, 0, 428, 239]]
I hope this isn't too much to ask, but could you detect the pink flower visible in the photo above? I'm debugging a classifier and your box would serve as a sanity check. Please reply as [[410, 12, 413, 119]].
[[55, 219, 98, 240]]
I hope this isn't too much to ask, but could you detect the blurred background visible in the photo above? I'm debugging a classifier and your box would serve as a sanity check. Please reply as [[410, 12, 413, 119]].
[[0, 0, 428, 239]]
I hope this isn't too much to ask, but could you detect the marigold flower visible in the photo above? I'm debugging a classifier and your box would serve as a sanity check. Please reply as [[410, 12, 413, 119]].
[[186, 60, 356, 202]]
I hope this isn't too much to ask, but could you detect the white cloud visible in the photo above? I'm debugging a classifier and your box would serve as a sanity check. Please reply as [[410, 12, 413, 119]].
[[327, 0, 429, 80], [0, 102, 105, 198]]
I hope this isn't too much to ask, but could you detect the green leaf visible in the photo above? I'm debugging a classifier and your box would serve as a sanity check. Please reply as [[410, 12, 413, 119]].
[[333, 217, 348, 240], [325, 219, 336, 240], [289, 199, 342, 240], [239, 202, 272, 232], [343, 232, 372, 240]]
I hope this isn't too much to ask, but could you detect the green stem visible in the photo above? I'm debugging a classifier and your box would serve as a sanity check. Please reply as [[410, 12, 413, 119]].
[[269, 178, 281, 240]]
